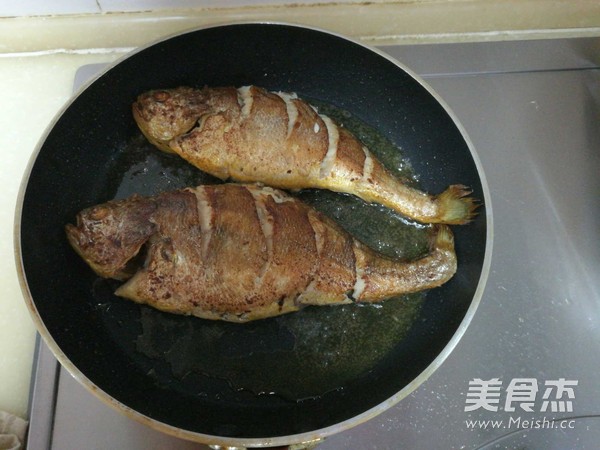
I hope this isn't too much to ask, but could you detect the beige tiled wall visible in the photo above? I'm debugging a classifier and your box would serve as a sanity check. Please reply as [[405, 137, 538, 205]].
[[0, 0, 99, 16], [2, 0, 375, 17], [0, 0, 599, 52]]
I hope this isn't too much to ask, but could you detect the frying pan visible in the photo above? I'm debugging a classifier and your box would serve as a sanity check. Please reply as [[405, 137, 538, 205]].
[[16, 23, 490, 447]]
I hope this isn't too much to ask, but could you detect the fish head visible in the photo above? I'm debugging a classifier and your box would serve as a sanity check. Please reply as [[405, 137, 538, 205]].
[[65, 196, 157, 280], [132, 87, 209, 153]]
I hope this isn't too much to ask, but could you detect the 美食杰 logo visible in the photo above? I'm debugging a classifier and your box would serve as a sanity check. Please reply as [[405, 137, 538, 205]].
[[464, 378, 578, 430]]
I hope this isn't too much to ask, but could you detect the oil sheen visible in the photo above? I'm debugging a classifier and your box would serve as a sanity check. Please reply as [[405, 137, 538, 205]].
[[100, 98, 431, 402]]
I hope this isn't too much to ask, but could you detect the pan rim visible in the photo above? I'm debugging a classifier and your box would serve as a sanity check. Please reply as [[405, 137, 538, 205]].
[[14, 20, 493, 447]]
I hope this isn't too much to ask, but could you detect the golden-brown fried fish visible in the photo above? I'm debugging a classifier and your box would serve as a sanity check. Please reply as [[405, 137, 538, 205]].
[[66, 184, 457, 322], [133, 86, 478, 225]]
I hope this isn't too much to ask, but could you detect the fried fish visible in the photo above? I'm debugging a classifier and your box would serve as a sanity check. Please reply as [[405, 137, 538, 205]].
[[66, 184, 457, 322], [133, 85, 477, 225]]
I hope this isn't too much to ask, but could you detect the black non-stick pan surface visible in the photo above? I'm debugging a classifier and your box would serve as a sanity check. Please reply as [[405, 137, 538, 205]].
[[17, 23, 488, 444]]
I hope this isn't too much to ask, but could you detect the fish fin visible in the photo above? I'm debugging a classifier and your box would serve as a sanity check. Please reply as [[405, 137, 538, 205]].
[[435, 184, 479, 224], [429, 224, 455, 252]]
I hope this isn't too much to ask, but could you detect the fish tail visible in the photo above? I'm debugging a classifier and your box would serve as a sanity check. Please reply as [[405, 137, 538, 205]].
[[435, 184, 479, 225], [355, 224, 457, 302]]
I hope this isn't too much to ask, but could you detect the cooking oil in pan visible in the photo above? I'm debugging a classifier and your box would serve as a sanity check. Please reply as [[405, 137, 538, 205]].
[[99, 99, 431, 402]]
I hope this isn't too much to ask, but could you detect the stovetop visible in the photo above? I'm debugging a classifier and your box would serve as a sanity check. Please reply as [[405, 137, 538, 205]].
[[27, 37, 600, 449]]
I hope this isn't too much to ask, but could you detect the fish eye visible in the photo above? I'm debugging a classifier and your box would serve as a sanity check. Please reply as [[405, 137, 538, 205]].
[[152, 91, 171, 102]]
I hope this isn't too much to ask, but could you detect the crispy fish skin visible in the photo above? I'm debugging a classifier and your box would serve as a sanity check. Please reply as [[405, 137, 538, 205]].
[[133, 85, 477, 224], [66, 184, 457, 322]]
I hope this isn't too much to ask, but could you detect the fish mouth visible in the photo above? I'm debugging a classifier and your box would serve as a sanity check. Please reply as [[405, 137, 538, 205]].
[[132, 101, 202, 154], [132, 102, 176, 154]]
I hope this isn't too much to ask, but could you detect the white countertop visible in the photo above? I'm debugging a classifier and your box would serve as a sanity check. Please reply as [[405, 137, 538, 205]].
[[2, 2, 599, 426], [1, 51, 123, 419]]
